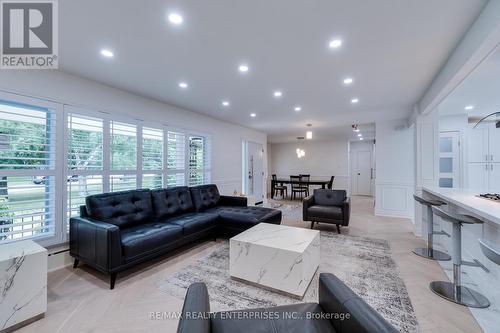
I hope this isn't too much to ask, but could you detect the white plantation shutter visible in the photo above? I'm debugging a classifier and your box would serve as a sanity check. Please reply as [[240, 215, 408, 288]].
[[167, 130, 186, 186], [0, 101, 58, 243], [66, 113, 104, 225], [67, 114, 103, 171], [110, 121, 137, 170], [110, 174, 136, 192], [188, 134, 211, 186], [142, 127, 163, 188]]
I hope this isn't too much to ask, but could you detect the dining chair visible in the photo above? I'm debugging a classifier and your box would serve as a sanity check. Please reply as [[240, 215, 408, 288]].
[[299, 174, 311, 196], [327, 176, 335, 189], [272, 174, 287, 198], [290, 175, 307, 200]]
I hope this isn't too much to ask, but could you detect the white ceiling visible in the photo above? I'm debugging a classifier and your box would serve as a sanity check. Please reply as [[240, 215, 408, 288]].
[[439, 45, 500, 118], [58, 0, 486, 142]]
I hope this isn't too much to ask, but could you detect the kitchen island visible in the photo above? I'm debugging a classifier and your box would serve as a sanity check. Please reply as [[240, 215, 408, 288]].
[[422, 186, 500, 333]]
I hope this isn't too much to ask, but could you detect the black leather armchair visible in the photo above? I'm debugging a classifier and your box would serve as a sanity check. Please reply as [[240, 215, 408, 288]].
[[303, 189, 350, 233], [177, 273, 398, 333]]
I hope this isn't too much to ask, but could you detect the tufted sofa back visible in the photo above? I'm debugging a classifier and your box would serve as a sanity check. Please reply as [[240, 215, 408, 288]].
[[85, 189, 153, 229], [190, 184, 221, 212], [313, 189, 346, 206], [151, 187, 195, 220]]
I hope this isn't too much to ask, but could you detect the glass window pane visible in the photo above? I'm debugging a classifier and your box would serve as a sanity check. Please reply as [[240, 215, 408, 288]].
[[167, 172, 185, 187], [439, 158, 453, 173], [142, 174, 163, 189], [439, 178, 453, 188], [67, 175, 102, 223], [110, 121, 136, 170], [142, 127, 163, 170], [0, 102, 55, 170], [439, 137, 452, 153], [68, 114, 103, 170], [0, 176, 55, 242], [110, 174, 136, 192]]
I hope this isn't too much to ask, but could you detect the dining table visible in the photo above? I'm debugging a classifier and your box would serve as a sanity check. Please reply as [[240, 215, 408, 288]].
[[270, 178, 330, 199]]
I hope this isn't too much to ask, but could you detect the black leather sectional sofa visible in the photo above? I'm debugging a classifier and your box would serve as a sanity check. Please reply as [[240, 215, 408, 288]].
[[69, 184, 281, 289], [177, 273, 398, 333]]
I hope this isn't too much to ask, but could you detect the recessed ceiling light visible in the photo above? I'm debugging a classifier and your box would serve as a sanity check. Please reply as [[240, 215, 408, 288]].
[[239, 64, 249, 73], [343, 78, 353, 85], [222, 101, 230, 107], [179, 82, 188, 89], [294, 106, 301, 112], [354, 128, 360, 132], [274, 91, 283, 98], [100, 49, 114, 58], [168, 13, 183, 25], [360, 137, 364, 141], [329, 39, 342, 49], [250, 113, 256, 118], [351, 98, 359, 104], [306, 131, 313, 140], [357, 134, 362, 137], [465, 105, 474, 110]]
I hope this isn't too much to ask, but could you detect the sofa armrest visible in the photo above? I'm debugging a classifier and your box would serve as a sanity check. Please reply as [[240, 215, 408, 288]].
[[302, 195, 315, 221], [219, 195, 247, 207], [69, 216, 122, 272], [342, 197, 351, 226], [177, 283, 211, 333], [319, 273, 397, 333]]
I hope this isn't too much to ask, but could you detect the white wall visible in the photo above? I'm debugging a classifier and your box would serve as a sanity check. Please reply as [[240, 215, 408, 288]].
[[375, 120, 415, 219], [0, 70, 267, 196], [0, 70, 267, 270], [269, 140, 349, 192]]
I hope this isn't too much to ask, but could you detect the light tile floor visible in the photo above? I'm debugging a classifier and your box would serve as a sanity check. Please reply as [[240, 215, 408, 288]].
[[17, 196, 482, 333]]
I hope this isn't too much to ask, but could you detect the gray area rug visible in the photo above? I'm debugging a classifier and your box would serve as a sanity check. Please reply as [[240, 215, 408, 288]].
[[158, 231, 419, 332]]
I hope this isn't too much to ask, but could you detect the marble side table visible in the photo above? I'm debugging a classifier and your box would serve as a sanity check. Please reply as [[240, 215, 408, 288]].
[[0, 240, 47, 332], [230, 223, 320, 298]]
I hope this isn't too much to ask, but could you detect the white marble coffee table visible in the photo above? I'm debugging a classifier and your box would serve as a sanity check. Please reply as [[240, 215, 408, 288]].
[[229, 223, 320, 298]]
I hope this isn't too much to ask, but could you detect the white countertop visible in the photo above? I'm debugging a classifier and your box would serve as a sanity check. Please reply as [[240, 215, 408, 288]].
[[423, 186, 500, 225]]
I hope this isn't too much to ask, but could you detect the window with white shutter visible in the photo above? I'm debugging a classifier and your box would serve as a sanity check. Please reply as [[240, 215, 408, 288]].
[[110, 121, 136, 170], [142, 127, 163, 188], [67, 113, 104, 223], [188, 134, 211, 186], [167, 130, 186, 186], [0, 100, 58, 243]]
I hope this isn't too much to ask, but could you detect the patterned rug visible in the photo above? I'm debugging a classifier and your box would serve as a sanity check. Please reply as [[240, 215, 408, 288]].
[[158, 231, 418, 332]]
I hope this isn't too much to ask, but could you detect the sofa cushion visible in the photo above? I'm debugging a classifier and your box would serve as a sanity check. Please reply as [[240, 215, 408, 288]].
[[190, 184, 221, 212], [166, 212, 219, 236], [86, 189, 153, 229], [307, 205, 343, 220], [211, 303, 334, 333], [313, 189, 346, 206], [151, 187, 195, 220], [120, 222, 182, 260], [206, 206, 282, 229]]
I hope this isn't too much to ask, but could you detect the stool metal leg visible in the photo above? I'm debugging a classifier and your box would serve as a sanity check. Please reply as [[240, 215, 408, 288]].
[[430, 222, 490, 308], [413, 205, 451, 261]]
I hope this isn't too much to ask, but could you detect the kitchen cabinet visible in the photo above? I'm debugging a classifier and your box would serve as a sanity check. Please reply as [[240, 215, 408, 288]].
[[468, 127, 489, 163], [467, 163, 489, 190]]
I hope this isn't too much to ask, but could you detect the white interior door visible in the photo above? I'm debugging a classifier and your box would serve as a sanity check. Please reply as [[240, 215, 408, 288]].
[[356, 150, 372, 195], [247, 142, 264, 204]]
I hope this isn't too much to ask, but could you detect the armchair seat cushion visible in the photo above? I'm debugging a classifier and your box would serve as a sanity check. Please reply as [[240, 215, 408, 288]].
[[166, 212, 219, 236], [206, 206, 282, 228], [211, 303, 335, 333], [121, 223, 182, 260], [307, 205, 343, 220]]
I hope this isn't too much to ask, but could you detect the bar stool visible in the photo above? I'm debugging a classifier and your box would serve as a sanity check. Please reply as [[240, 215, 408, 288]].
[[413, 195, 451, 261], [430, 207, 490, 308]]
